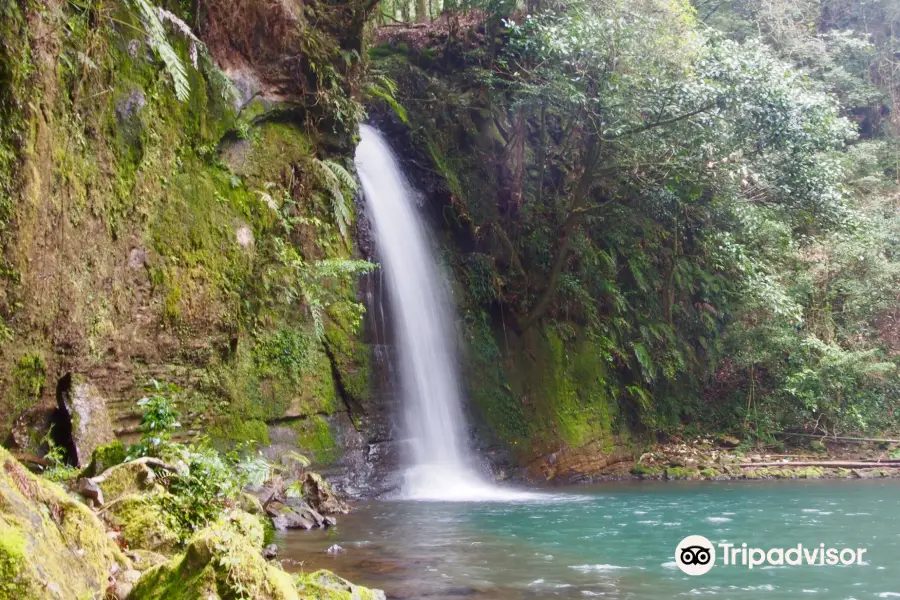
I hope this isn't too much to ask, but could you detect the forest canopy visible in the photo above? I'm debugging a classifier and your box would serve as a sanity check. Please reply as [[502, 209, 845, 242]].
[[370, 0, 900, 442]]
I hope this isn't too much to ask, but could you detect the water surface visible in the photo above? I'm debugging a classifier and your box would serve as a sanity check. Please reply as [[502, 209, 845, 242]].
[[281, 480, 900, 599]]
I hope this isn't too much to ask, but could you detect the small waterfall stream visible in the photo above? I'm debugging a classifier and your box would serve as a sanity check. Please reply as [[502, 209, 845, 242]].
[[355, 125, 524, 501]]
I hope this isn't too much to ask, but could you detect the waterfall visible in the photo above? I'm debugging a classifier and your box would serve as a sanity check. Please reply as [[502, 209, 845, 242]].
[[355, 125, 523, 501]]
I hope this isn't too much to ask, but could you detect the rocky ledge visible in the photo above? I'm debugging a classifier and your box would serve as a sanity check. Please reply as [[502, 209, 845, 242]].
[[0, 446, 383, 600]]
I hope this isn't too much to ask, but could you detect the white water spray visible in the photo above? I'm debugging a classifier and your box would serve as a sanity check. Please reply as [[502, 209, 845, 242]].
[[355, 125, 530, 501]]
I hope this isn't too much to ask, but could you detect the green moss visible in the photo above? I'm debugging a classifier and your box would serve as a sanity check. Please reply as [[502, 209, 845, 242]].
[[105, 494, 182, 555], [129, 522, 298, 600], [0, 448, 128, 599], [699, 467, 720, 478], [294, 416, 337, 465], [665, 466, 698, 479], [242, 123, 313, 187], [324, 318, 370, 404], [464, 313, 531, 448], [7, 352, 46, 417], [630, 463, 662, 477], [209, 417, 271, 448], [0, 523, 29, 598], [94, 460, 162, 504], [294, 570, 383, 600], [83, 441, 127, 477]]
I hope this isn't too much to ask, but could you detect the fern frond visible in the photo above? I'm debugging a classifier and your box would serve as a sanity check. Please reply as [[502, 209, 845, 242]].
[[309, 303, 325, 341], [310, 158, 358, 246], [129, 0, 192, 101], [366, 76, 408, 124]]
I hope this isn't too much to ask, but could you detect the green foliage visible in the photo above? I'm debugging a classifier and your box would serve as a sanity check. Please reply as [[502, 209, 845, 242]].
[[129, 0, 202, 102], [267, 238, 375, 340], [378, 0, 899, 446], [310, 158, 358, 246], [131, 379, 182, 456], [40, 425, 80, 483], [365, 74, 409, 124]]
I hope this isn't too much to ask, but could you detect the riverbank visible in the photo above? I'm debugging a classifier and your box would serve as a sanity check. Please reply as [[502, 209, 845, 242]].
[[577, 436, 900, 483]]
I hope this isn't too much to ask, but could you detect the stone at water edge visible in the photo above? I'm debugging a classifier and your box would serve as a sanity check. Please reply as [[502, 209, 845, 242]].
[[326, 544, 346, 555], [295, 569, 386, 600], [58, 376, 117, 467], [302, 471, 351, 515], [266, 500, 323, 531]]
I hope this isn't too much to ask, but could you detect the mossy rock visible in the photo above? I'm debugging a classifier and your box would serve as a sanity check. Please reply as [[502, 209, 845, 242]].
[[127, 520, 298, 600], [664, 466, 699, 480], [295, 570, 386, 600], [83, 440, 128, 478], [809, 440, 827, 453], [630, 463, 661, 477], [0, 447, 129, 600], [104, 494, 182, 555], [93, 460, 164, 504]]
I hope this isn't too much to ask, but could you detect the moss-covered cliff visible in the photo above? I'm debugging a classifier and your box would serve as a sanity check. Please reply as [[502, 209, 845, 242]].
[[0, 0, 376, 470]]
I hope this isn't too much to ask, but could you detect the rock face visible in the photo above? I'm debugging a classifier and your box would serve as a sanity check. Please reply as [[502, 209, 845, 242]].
[[0, 447, 129, 599], [57, 375, 116, 467]]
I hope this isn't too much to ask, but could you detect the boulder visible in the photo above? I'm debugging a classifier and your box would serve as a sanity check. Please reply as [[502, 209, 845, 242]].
[[83, 441, 128, 478], [717, 435, 741, 448], [57, 377, 116, 467], [127, 519, 299, 600], [126, 549, 169, 572], [90, 458, 172, 503], [0, 446, 129, 599], [295, 569, 386, 600], [103, 494, 182, 555], [301, 472, 350, 515], [266, 500, 324, 531]]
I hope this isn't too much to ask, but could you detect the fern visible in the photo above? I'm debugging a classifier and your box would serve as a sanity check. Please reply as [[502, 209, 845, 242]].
[[310, 158, 358, 245], [366, 75, 409, 124], [129, 0, 201, 102]]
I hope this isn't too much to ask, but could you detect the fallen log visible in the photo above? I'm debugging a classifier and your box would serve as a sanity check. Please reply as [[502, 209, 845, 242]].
[[777, 433, 900, 444], [741, 461, 900, 469]]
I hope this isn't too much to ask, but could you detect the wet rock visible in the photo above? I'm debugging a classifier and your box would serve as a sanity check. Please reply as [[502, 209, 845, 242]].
[[57, 376, 116, 467], [326, 544, 345, 555], [302, 471, 351, 515], [128, 247, 148, 269], [263, 543, 279, 560], [266, 500, 323, 531]]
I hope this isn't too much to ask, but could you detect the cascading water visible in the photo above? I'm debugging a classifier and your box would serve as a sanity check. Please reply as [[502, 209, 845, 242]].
[[355, 125, 526, 501]]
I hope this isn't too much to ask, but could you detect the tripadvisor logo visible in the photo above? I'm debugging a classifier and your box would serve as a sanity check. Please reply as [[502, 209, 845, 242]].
[[676, 535, 716, 576], [674, 535, 868, 576]]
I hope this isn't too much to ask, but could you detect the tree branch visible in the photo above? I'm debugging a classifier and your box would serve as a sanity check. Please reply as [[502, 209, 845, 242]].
[[604, 101, 718, 141]]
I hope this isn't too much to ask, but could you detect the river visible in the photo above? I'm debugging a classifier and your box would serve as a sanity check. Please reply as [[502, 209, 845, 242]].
[[280, 479, 900, 599]]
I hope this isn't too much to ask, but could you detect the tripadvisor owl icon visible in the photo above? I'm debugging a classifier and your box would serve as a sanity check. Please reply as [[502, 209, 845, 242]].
[[676, 535, 716, 576]]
